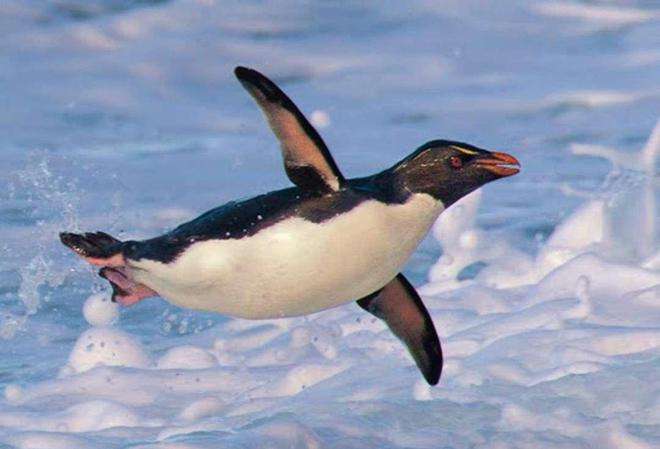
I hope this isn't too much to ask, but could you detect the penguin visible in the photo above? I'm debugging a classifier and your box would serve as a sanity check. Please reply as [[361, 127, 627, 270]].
[[60, 66, 520, 385]]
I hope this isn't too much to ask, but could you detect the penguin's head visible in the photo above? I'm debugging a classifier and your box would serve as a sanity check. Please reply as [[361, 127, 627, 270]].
[[392, 140, 520, 206]]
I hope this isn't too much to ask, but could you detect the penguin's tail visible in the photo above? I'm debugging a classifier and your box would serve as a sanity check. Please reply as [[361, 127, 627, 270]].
[[59, 231, 125, 267]]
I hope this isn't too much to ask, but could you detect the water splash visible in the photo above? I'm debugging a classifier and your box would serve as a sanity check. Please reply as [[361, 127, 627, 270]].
[[1, 154, 84, 338], [569, 119, 659, 261], [15, 154, 81, 231]]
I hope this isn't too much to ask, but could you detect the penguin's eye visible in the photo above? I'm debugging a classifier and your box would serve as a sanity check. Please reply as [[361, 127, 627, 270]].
[[449, 156, 463, 169]]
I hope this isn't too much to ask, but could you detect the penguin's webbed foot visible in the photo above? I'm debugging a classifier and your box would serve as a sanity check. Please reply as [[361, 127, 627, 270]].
[[99, 267, 156, 306]]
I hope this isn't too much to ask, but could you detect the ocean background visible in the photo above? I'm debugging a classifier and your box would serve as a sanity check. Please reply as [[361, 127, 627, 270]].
[[0, 1, 658, 448]]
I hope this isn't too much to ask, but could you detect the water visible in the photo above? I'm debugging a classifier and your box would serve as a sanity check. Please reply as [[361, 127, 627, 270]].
[[0, 1, 658, 448]]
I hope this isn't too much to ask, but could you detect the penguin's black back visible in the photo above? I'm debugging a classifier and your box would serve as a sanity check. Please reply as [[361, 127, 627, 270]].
[[126, 174, 408, 264]]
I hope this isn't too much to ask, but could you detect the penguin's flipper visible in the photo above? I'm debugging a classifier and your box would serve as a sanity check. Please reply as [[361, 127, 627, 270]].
[[234, 66, 345, 193], [357, 273, 443, 385]]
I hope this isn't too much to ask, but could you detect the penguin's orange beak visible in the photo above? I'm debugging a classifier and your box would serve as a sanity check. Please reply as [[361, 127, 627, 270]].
[[475, 152, 520, 177]]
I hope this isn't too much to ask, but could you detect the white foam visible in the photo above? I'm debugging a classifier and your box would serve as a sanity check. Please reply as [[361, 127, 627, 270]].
[[55, 400, 142, 432], [257, 363, 347, 397], [177, 397, 225, 422], [412, 379, 433, 401], [545, 90, 646, 108], [66, 327, 152, 374], [533, 2, 657, 27], [4, 385, 23, 406], [82, 292, 119, 327], [6, 433, 93, 449], [534, 253, 659, 301], [156, 345, 217, 370], [310, 110, 331, 128]]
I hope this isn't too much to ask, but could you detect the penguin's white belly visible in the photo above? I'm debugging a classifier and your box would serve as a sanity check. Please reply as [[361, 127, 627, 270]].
[[130, 194, 442, 319]]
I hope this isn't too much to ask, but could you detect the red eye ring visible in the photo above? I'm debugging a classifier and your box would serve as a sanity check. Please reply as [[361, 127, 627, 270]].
[[450, 156, 462, 169]]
